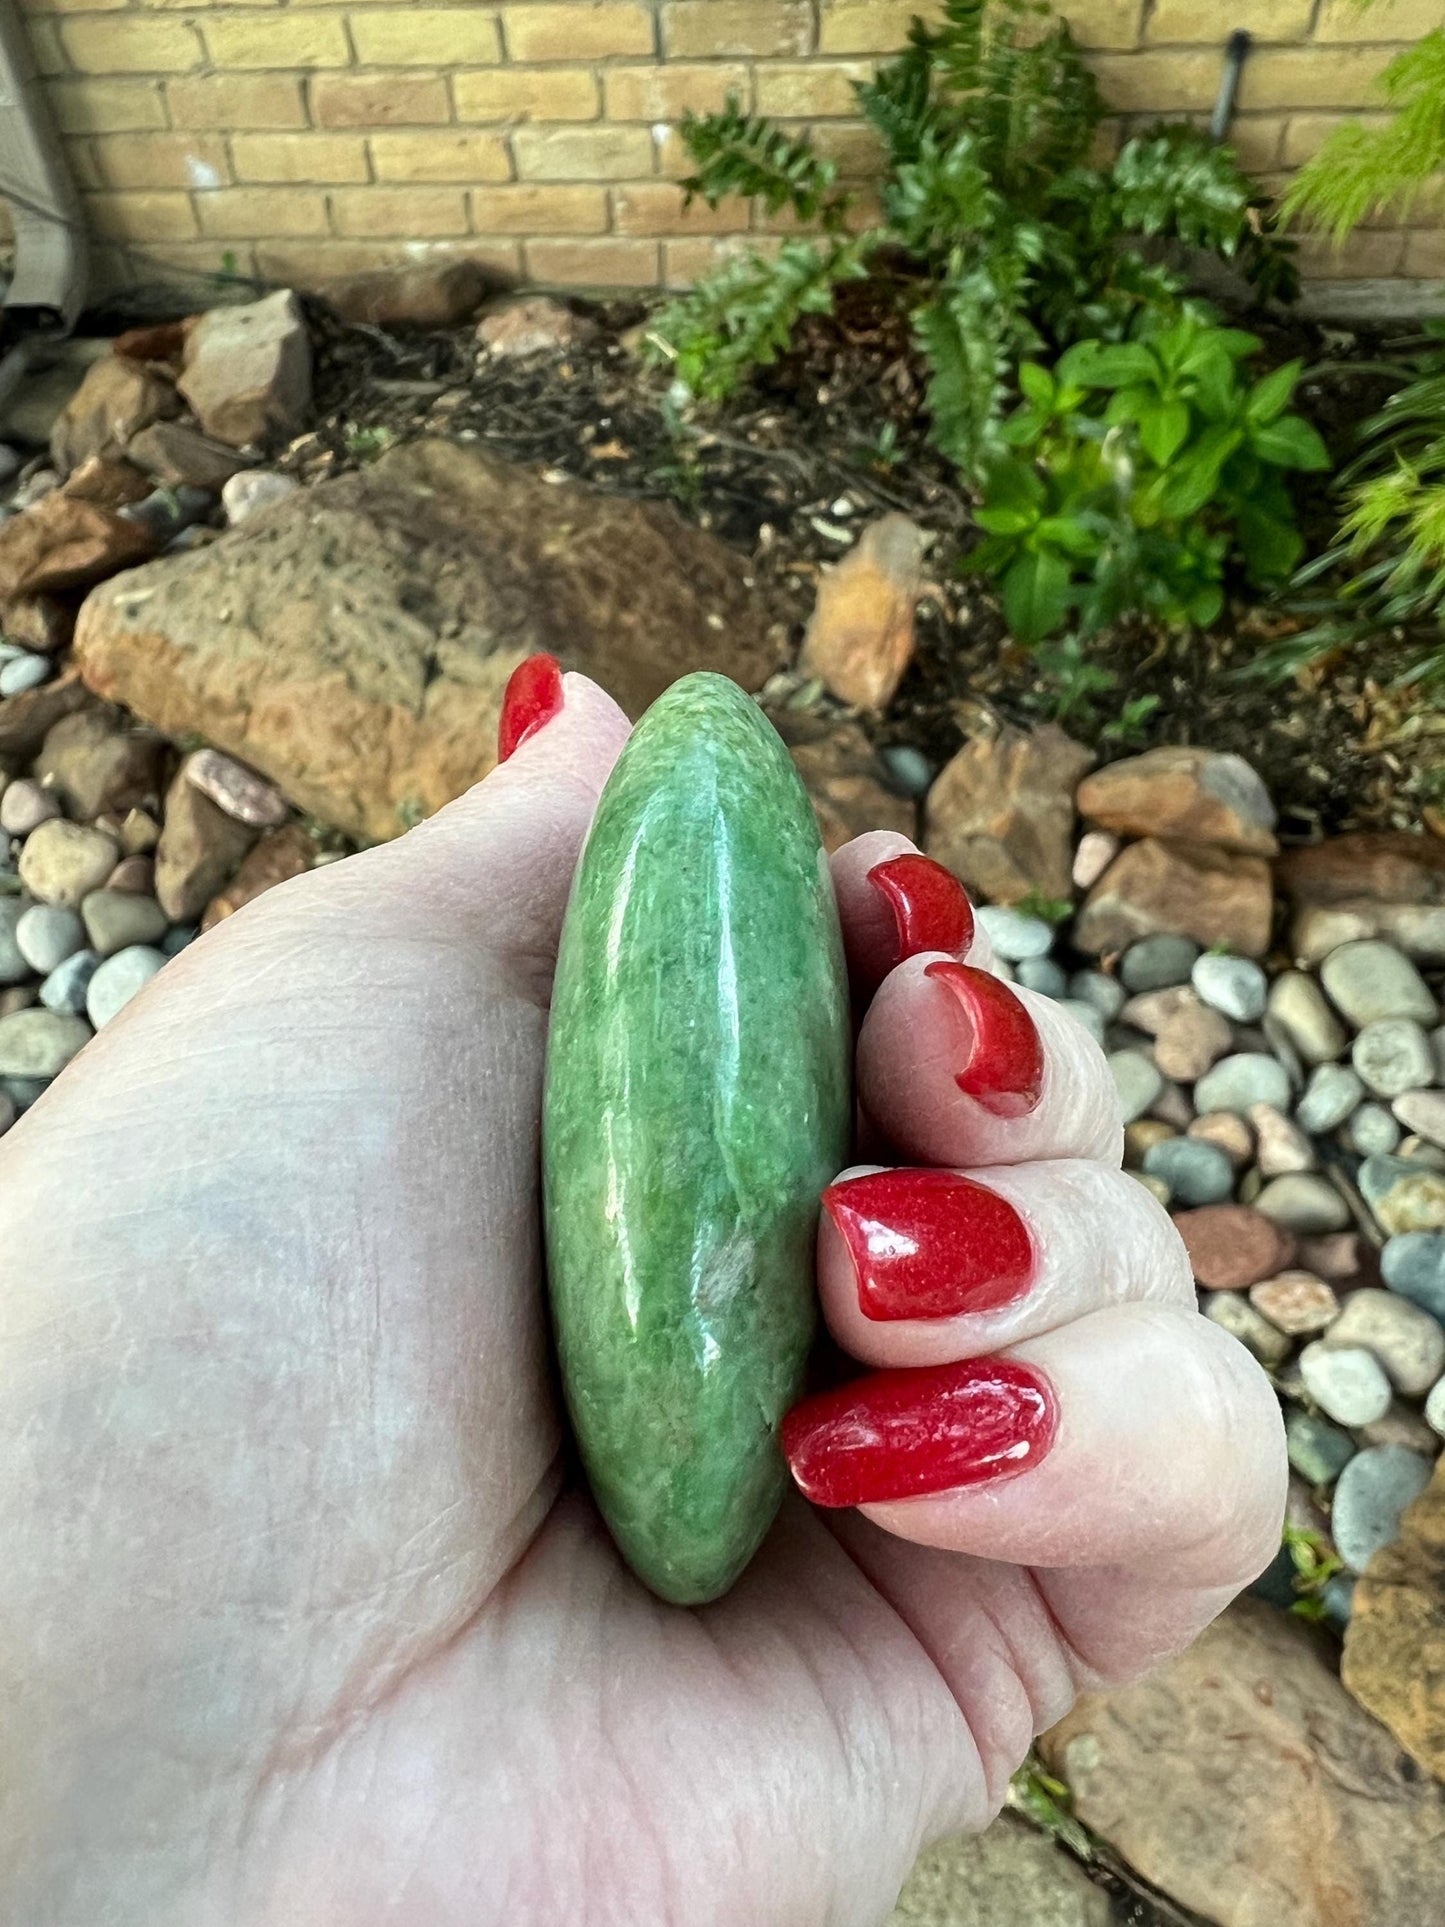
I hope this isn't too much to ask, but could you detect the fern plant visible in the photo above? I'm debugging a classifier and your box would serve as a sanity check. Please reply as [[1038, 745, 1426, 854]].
[[647, 0, 1296, 491]]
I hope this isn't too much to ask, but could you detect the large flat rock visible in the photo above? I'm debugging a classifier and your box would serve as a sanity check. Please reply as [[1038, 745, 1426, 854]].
[[74, 440, 780, 843]]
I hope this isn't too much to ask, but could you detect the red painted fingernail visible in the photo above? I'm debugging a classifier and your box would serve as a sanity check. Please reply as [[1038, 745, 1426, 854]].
[[825, 1168, 1034, 1321], [498, 654, 563, 762], [867, 855, 974, 969], [925, 960, 1044, 1119], [782, 1357, 1057, 1508]]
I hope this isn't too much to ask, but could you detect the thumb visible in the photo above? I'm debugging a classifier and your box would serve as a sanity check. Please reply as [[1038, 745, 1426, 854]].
[[353, 664, 632, 997]]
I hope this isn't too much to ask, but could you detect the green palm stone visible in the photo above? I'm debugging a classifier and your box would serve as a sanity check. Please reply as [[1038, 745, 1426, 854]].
[[543, 673, 852, 1604]]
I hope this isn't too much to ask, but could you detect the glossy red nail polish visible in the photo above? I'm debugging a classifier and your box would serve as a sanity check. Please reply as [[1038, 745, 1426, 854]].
[[782, 1357, 1057, 1508], [498, 653, 563, 762], [826, 1168, 1034, 1321], [925, 960, 1044, 1119], [867, 855, 974, 968]]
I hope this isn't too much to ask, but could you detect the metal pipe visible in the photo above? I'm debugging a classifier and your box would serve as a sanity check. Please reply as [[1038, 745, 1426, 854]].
[[0, 0, 86, 340], [1210, 30, 1252, 147]]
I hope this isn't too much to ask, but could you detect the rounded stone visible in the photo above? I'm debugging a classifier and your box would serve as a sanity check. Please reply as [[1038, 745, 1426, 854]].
[[222, 467, 300, 525], [1143, 1136, 1234, 1206], [0, 651, 50, 697], [1360, 1154, 1445, 1236], [1393, 1088, 1445, 1150], [161, 923, 197, 957], [1321, 940, 1437, 1028], [1347, 1102, 1402, 1157], [879, 745, 933, 797], [0, 899, 27, 987], [1360, 1400, 1439, 1454], [1191, 953, 1267, 1023], [1351, 1018, 1435, 1099], [1072, 829, 1118, 891], [976, 904, 1054, 962], [0, 778, 60, 837], [1324, 1286, 1445, 1395], [15, 903, 84, 976], [1266, 969, 1347, 1065], [1124, 1117, 1175, 1165], [85, 944, 165, 1028], [1284, 1408, 1356, 1485], [2, 1073, 48, 1111], [1299, 1341, 1392, 1426], [1187, 1110, 1255, 1167], [1174, 1203, 1295, 1290], [1014, 955, 1068, 998], [1193, 1052, 1292, 1116], [1296, 1061, 1364, 1135], [1382, 1232, 1445, 1322], [1154, 1003, 1233, 1082], [1067, 970, 1125, 1023], [1426, 1376, 1445, 1437], [80, 888, 169, 959], [1248, 1102, 1316, 1177], [1254, 1172, 1351, 1234], [39, 947, 99, 1016], [1132, 1170, 1173, 1208], [1058, 998, 1105, 1045], [0, 1005, 91, 1078], [1203, 1291, 1291, 1366], [1249, 1271, 1339, 1336], [1109, 1048, 1163, 1124], [0, 1088, 12, 1136], [1330, 1444, 1433, 1573], [1120, 934, 1201, 993], [18, 819, 118, 909]]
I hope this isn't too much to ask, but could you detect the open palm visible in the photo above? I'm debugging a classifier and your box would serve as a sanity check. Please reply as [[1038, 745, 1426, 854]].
[[0, 673, 1284, 1927]]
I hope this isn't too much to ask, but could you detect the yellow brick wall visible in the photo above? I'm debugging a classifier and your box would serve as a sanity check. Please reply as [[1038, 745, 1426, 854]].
[[12, 0, 1445, 298]]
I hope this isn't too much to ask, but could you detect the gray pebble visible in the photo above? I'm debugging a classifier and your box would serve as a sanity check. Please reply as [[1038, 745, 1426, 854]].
[[1321, 940, 1437, 1028], [1143, 1136, 1234, 1205], [1204, 1291, 1291, 1366], [0, 651, 49, 698], [976, 904, 1054, 961], [1015, 955, 1068, 998], [1255, 1172, 1351, 1234], [0, 1006, 90, 1077], [1351, 1017, 1436, 1099], [1381, 1232, 1445, 1323], [161, 923, 197, 958], [1321, 1573, 1356, 1632], [1109, 1048, 1163, 1123], [1058, 998, 1106, 1046], [1267, 969, 1347, 1064], [1, 1073, 47, 1111], [15, 903, 83, 976], [1191, 953, 1267, 1023], [0, 778, 60, 837], [1285, 1409, 1357, 1486], [1120, 934, 1201, 993], [39, 947, 99, 1016], [221, 468, 298, 525], [1330, 1444, 1433, 1572], [0, 898, 27, 986], [1432, 1025, 1445, 1085], [879, 745, 934, 797], [1393, 1088, 1445, 1149], [1068, 970, 1125, 1022], [1426, 1375, 1445, 1437], [86, 944, 165, 1027], [1299, 1340, 1393, 1426], [1194, 1052, 1292, 1116], [1325, 1286, 1445, 1395], [0, 1088, 12, 1135], [1346, 1101, 1402, 1157], [80, 889, 168, 959], [1359, 1153, 1445, 1235]]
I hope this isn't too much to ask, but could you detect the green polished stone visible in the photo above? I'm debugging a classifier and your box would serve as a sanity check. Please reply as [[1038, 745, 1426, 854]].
[[543, 673, 851, 1604]]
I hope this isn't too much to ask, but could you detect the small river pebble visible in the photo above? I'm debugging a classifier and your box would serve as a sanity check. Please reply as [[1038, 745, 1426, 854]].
[[184, 747, 290, 829], [1299, 1232, 1365, 1284], [1284, 1408, 1356, 1484], [1155, 1003, 1233, 1082], [1359, 1154, 1445, 1235], [1325, 1286, 1445, 1395], [1122, 985, 1196, 1035], [0, 1089, 13, 1136], [879, 745, 933, 796], [18, 820, 118, 908], [1068, 970, 1125, 1022], [1015, 955, 1068, 997], [222, 467, 300, 525], [86, 944, 165, 1027], [1248, 1102, 1316, 1177], [1191, 953, 1267, 1023], [1175, 1203, 1295, 1290], [0, 900, 26, 986], [1382, 1232, 1445, 1322], [1109, 1049, 1163, 1123], [1058, 998, 1106, 1045], [1426, 1376, 1445, 1436], [0, 651, 50, 697], [1194, 1052, 1292, 1116], [0, 778, 59, 837], [1120, 934, 1201, 992], [1187, 1110, 1255, 1167], [1330, 1445, 1433, 1572], [1392, 1088, 1445, 1149], [1299, 1341, 1393, 1426], [1347, 1101, 1402, 1157], [1203, 1291, 1291, 1366], [81, 888, 168, 958], [15, 904, 83, 976], [0, 1006, 91, 1078], [1360, 1400, 1440, 1455], [1266, 969, 1347, 1064], [1352, 1017, 1436, 1099], [1250, 1270, 1339, 1335], [1131, 1171, 1172, 1208], [1321, 940, 1437, 1028], [1143, 1136, 1234, 1205], [1125, 1118, 1174, 1164], [39, 948, 99, 1015], [2, 1074, 48, 1111], [1254, 1172, 1351, 1234], [1072, 829, 1118, 891], [1296, 1061, 1364, 1135]]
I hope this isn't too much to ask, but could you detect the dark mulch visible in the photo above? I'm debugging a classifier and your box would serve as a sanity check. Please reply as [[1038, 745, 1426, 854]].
[[289, 287, 1440, 839]]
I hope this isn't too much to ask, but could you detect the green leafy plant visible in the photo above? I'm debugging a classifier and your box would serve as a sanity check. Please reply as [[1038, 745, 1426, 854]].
[[646, 0, 1295, 483], [1101, 691, 1162, 745], [1282, 1524, 1344, 1623], [967, 313, 1328, 643]]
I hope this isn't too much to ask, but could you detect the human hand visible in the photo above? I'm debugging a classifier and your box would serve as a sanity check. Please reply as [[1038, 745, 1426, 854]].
[[0, 668, 1285, 1926]]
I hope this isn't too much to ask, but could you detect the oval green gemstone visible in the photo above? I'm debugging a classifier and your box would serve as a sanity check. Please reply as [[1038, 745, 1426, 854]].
[[543, 673, 851, 1604]]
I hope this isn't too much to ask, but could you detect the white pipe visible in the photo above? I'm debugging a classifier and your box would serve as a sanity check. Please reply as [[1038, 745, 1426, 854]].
[[0, 0, 86, 334]]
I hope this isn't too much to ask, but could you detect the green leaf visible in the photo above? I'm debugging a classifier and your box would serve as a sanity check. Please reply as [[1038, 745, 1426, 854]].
[[1018, 360, 1055, 408], [1158, 422, 1244, 516], [1139, 396, 1191, 466], [1246, 358, 1303, 426], [1251, 413, 1331, 471], [1035, 513, 1100, 557], [1235, 503, 1305, 580], [1056, 340, 1158, 389], [980, 451, 1048, 515], [976, 504, 1038, 535], [1001, 547, 1073, 642], [1187, 583, 1225, 626]]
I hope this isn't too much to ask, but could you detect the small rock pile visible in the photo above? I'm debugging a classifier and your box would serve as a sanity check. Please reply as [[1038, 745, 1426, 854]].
[[0, 714, 315, 1134]]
